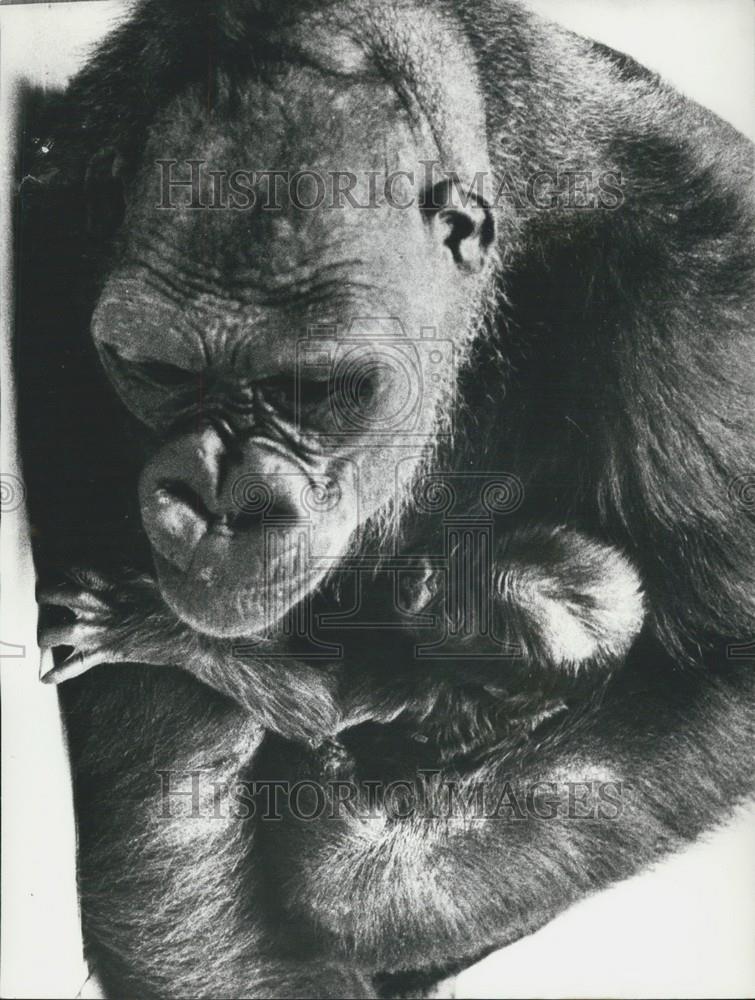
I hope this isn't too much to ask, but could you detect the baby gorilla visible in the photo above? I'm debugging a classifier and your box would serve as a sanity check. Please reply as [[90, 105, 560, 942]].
[[39, 524, 644, 754]]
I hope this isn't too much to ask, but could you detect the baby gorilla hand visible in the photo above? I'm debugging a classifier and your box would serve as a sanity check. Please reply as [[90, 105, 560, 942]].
[[38, 568, 193, 683], [37, 568, 339, 744]]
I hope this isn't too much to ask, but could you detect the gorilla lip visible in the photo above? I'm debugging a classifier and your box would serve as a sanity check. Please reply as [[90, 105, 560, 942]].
[[143, 484, 301, 575], [153, 536, 315, 639]]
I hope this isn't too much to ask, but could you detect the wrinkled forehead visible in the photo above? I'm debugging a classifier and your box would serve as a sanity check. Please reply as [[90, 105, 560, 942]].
[[147, 72, 425, 177], [139, 0, 490, 182]]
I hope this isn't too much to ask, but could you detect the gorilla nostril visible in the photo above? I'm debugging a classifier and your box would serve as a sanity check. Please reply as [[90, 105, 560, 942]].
[[155, 477, 295, 535], [140, 480, 211, 573], [160, 479, 211, 521]]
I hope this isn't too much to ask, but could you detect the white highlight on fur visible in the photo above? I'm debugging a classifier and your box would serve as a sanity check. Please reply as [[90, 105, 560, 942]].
[[500, 529, 645, 670]]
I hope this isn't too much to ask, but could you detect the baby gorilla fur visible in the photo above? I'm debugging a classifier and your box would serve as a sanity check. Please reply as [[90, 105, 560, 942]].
[[40, 526, 644, 753]]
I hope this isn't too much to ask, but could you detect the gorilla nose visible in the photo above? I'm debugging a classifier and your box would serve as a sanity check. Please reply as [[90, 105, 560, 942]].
[[139, 426, 224, 571], [139, 478, 208, 572], [138, 425, 298, 572]]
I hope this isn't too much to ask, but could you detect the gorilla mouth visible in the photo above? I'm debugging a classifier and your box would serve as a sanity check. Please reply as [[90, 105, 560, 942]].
[[152, 541, 314, 638], [141, 480, 278, 573], [142, 483, 314, 636]]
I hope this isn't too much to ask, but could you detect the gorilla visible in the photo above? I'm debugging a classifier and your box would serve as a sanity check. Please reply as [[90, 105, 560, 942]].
[[14, 0, 754, 997]]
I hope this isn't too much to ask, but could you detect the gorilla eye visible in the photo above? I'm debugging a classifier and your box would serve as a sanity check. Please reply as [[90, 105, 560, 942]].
[[298, 377, 332, 409], [102, 346, 195, 389], [130, 359, 196, 387], [260, 375, 330, 415]]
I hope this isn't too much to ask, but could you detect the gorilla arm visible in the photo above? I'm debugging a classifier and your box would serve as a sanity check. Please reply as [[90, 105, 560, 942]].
[[487, 26, 755, 654], [38, 521, 646, 744], [38, 571, 340, 743], [258, 646, 755, 973]]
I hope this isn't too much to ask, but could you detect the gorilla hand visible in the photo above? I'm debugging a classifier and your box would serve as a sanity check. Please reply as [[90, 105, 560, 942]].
[[38, 569, 339, 744]]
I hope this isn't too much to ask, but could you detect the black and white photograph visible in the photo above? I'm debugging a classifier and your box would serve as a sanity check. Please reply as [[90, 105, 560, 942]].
[[1, 1, 753, 997]]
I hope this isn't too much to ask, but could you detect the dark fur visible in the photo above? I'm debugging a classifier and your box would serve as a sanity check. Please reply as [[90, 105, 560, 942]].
[[14, 1, 755, 996]]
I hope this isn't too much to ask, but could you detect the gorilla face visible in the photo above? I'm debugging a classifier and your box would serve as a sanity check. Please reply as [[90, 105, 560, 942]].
[[90, 19, 496, 637]]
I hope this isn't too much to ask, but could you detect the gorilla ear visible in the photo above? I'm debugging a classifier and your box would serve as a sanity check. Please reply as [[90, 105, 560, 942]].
[[421, 179, 495, 274]]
